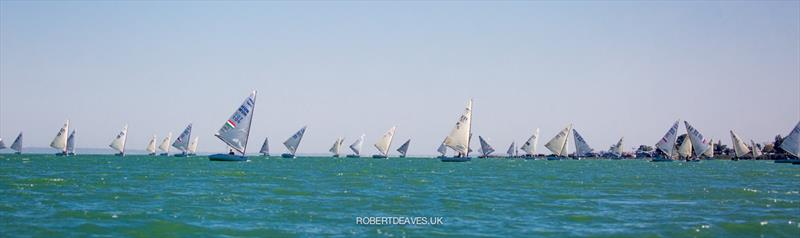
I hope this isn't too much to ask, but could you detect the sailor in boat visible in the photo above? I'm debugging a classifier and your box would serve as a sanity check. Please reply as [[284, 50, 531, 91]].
[[228, 149, 235, 155]]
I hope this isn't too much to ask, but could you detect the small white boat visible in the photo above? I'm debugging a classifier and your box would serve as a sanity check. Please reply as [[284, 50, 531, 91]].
[[146, 135, 157, 156], [50, 120, 69, 156], [159, 132, 172, 156], [209, 91, 257, 162], [396, 139, 410, 158], [651, 120, 679, 162], [329, 137, 344, 158], [441, 99, 473, 162], [372, 126, 396, 159], [109, 125, 128, 156], [281, 126, 306, 158], [173, 123, 193, 157], [347, 134, 365, 158], [544, 124, 572, 160]]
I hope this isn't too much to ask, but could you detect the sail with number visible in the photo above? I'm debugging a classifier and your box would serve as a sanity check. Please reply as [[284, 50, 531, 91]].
[[374, 126, 397, 157], [146, 135, 157, 154], [684, 121, 710, 157], [703, 139, 714, 157], [259, 137, 269, 155], [214, 91, 257, 155], [50, 120, 69, 152], [478, 136, 495, 156], [655, 120, 680, 157], [751, 140, 762, 157], [11, 133, 22, 152], [506, 141, 516, 157], [329, 137, 344, 156], [779, 121, 800, 157], [283, 126, 307, 155], [349, 134, 365, 156], [611, 137, 624, 157], [188, 137, 199, 154], [109, 125, 128, 153], [730, 130, 750, 157], [572, 129, 594, 156], [397, 139, 411, 157], [545, 124, 573, 156], [520, 128, 539, 155], [444, 99, 473, 155], [159, 133, 172, 153], [172, 124, 193, 152], [66, 130, 76, 154]]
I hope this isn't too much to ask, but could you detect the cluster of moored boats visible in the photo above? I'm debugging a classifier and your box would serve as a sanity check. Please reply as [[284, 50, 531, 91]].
[[1, 91, 798, 164]]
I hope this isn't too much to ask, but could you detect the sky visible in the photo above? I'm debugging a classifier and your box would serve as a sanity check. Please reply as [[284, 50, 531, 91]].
[[1, 1, 798, 155]]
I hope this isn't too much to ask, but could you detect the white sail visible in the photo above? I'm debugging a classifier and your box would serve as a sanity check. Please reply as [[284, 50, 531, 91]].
[[374, 126, 397, 156], [677, 136, 693, 158], [396, 139, 411, 157], [780, 121, 800, 157], [655, 120, 680, 156], [159, 132, 172, 153], [172, 123, 193, 152], [611, 137, 624, 156], [146, 135, 157, 154], [520, 128, 539, 155], [437, 138, 447, 156], [506, 141, 516, 157], [283, 126, 307, 155], [10, 133, 22, 152], [188, 137, 199, 154], [0, 138, 6, 150], [50, 120, 69, 152], [572, 129, 594, 156], [729, 130, 750, 157], [214, 91, 257, 155], [684, 121, 710, 157], [751, 140, 762, 157], [349, 134, 365, 156], [109, 125, 128, 153], [329, 137, 344, 156], [66, 130, 76, 154], [259, 137, 269, 155], [545, 124, 573, 156], [444, 99, 473, 155], [477, 136, 495, 156], [703, 139, 714, 157]]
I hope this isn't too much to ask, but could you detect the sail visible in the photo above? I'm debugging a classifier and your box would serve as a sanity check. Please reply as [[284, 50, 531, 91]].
[[172, 123, 193, 152], [437, 138, 447, 156], [50, 120, 69, 151], [188, 137, 199, 154], [283, 126, 307, 155], [374, 126, 397, 156], [703, 139, 714, 157], [477, 136, 495, 156], [520, 128, 539, 155], [66, 130, 76, 154], [329, 137, 344, 155], [11, 133, 22, 152], [0, 138, 6, 150], [779, 121, 800, 157], [729, 130, 750, 157], [655, 120, 680, 156], [572, 129, 594, 156], [561, 134, 570, 156], [396, 139, 411, 157], [109, 125, 128, 153], [214, 91, 257, 154], [159, 133, 172, 153], [545, 124, 573, 156], [259, 137, 269, 154], [751, 140, 762, 157], [444, 99, 473, 155], [349, 134, 365, 155], [146, 135, 157, 153], [611, 137, 624, 156], [506, 142, 516, 157], [684, 121, 710, 157], [677, 135, 693, 157]]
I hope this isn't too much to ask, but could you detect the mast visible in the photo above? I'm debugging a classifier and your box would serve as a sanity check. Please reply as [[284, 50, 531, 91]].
[[243, 91, 256, 155]]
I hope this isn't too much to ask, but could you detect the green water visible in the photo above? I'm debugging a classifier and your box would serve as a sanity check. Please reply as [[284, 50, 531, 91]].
[[1, 154, 798, 237]]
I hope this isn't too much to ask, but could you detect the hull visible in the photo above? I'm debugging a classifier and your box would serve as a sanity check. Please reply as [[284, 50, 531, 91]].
[[546, 156, 564, 161], [114, 153, 124, 157], [441, 157, 471, 162], [280, 153, 295, 158], [148, 153, 156, 156], [14, 152, 21, 155], [775, 159, 800, 164], [55, 152, 67, 156], [332, 155, 340, 158], [174, 153, 190, 157], [346, 154, 360, 158], [650, 157, 673, 162], [159, 153, 169, 156], [209, 153, 248, 161], [372, 155, 387, 159]]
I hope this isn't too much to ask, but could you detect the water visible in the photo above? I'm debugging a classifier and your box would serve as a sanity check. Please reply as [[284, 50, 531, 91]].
[[1, 154, 798, 237]]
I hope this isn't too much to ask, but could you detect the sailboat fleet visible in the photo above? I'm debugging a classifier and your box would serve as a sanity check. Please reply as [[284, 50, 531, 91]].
[[0, 94, 797, 164]]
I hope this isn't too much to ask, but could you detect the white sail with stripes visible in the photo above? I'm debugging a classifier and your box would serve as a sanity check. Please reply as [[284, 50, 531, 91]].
[[283, 126, 307, 155]]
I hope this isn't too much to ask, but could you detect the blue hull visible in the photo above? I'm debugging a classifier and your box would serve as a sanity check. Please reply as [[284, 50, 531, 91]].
[[546, 156, 563, 161], [775, 159, 800, 164], [159, 153, 169, 156], [209, 154, 248, 161], [441, 157, 471, 162], [114, 153, 124, 157], [372, 155, 387, 159], [174, 153, 190, 157], [346, 155, 360, 158], [650, 157, 673, 162], [280, 153, 295, 158]]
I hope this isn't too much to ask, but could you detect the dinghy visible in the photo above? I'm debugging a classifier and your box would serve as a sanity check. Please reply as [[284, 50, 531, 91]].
[[330, 137, 344, 158], [11, 132, 22, 154], [702, 139, 714, 159], [572, 129, 594, 159], [347, 134, 365, 158], [477, 136, 495, 158], [544, 124, 572, 160], [396, 139, 410, 158], [609, 137, 624, 159], [776, 121, 800, 163], [159, 133, 172, 156], [281, 126, 306, 158], [436, 138, 448, 159], [172, 124, 193, 157], [50, 120, 69, 156], [187, 137, 199, 156], [651, 121, 679, 162], [750, 140, 762, 159], [146, 135, 157, 156], [209, 91, 257, 162], [441, 99, 473, 162], [66, 130, 76, 156], [520, 128, 539, 159], [684, 121, 709, 162], [677, 135, 693, 161], [506, 141, 517, 158], [259, 137, 269, 157], [109, 125, 128, 156], [372, 126, 396, 159]]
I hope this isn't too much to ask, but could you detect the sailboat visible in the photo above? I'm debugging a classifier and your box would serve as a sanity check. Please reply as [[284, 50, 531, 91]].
[[109, 125, 128, 156], [346, 134, 365, 158], [158, 132, 172, 156], [684, 121, 709, 162], [187, 137, 199, 156], [750, 140, 762, 159], [520, 128, 539, 159], [441, 99, 473, 162], [609, 137, 624, 159], [730, 130, 750, 160], [677, 135, 693, 160], [372, 126, 397, 159], [544, 124, 573, 160], [477, 136, 495, 158], [66, 130, 76, 156], [259, 137, 269, 157], [506, 141, 517, 158], [0, 138, 6, 151], [146, 135, 157, 155], [436, 138, 448, 159], [652, 120, 679, 162], [282, 126, 307, 158], [702, 139, 714, 159], [572, 129, 594, 159], [396, 139, 411, 158], [776, 121, 800, 163], [329, 137, 344, 157], [11, 132, 22, 154], [51, 120, 69, 156], [209, 91, 257, 162], [172, 123, 193, 157]]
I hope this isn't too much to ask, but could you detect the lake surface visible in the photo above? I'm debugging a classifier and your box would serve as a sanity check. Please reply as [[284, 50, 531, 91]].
[[1, 154, 798, 237]]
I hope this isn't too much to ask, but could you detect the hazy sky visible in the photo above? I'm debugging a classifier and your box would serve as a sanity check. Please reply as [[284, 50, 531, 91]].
[[1, 1, 798, 155]]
